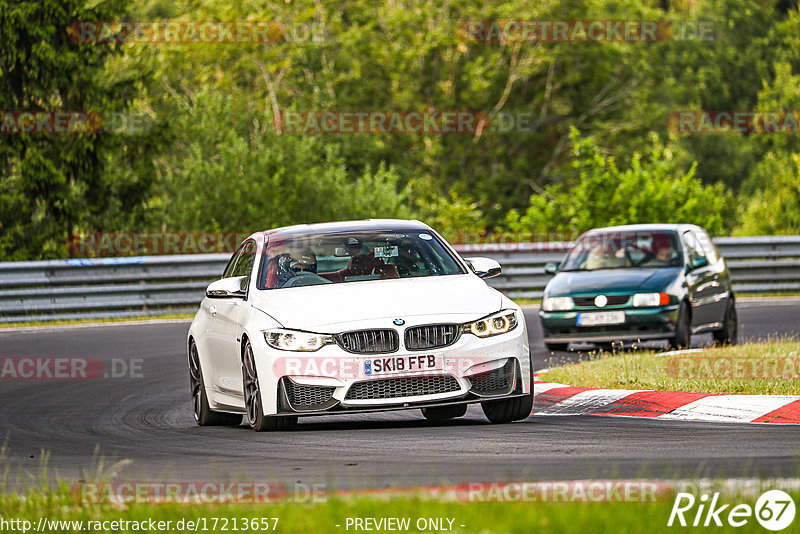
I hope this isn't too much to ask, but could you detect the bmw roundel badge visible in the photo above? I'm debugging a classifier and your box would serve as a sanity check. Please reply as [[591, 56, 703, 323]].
[[393, 318, 405, 326]]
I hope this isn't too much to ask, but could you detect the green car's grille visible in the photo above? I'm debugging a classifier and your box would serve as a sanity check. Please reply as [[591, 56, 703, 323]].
[[573, 295, 630, 307]]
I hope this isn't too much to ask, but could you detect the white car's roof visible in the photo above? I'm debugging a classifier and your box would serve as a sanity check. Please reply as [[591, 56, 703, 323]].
[[247, 219, 431, 242]]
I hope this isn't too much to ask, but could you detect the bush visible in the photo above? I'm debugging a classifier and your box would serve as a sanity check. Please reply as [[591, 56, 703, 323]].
[[504, 128, 732, 237], [736, 152, 800, 235], [149, 92, 411, 233]]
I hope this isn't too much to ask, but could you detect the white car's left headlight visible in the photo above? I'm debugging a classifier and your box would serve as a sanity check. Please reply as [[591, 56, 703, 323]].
[[264, 329, 334, 352], [462, 311, 518, 338]]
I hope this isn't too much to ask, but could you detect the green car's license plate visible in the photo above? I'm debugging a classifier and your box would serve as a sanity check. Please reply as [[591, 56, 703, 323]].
[[577, 311, 625, 326]]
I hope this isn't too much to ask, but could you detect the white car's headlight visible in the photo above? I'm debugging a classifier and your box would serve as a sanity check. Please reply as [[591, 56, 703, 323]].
[[462, 311, 518, 338], [542, 296, 574, 311], [632, 292, 670, 307], [264, 329, 334, 351]]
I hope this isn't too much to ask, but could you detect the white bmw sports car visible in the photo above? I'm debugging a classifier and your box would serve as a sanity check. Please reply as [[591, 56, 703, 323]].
[[187, 219, 533, 431]]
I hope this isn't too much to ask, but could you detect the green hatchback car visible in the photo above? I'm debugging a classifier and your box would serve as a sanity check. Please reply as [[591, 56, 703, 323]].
[[539, 224, 737, 352]]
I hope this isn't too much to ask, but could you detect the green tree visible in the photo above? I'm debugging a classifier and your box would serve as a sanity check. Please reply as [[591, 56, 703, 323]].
[[0, 0, 160, 260], [149, 91, 410, 232], [737, 152, 800, 234], [505, 128, 732, 236]]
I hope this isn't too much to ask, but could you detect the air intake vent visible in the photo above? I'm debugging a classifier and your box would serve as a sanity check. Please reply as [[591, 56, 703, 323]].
[[345, 376, 460, 400], [281, 378, 337, 411], [405, 324, 460, 350], [336, 329, 399, 354], [469, 359, 516, 396]]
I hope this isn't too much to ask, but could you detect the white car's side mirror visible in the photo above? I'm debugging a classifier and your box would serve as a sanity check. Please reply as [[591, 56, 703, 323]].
[[206, 276, 248, 299], [464, 257, 502, 279]]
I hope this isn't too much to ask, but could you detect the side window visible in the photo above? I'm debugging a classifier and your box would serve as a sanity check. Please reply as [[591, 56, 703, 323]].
[[682, 231, 706, 264], [694, 230, 719, 263], [231, 241, 257, 290], [222, 244, 245, 279]]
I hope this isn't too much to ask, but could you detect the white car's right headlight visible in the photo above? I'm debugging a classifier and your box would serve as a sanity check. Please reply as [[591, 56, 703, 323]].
[[542, 296, 574, 312], [462, 311, 518, 338], [264, 329, 334, 352]]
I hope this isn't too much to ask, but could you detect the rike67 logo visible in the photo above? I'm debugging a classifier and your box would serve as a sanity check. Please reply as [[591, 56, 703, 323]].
[[668, 490, 796, 530]]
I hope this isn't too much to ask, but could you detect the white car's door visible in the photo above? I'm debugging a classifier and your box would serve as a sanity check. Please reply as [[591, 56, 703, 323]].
[[207, 240, 256, 395]]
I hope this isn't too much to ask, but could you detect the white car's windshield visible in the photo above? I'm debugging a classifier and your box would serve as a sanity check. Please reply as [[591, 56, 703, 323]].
[[560, 230, 682, 271], [258, 230, 465, 289]]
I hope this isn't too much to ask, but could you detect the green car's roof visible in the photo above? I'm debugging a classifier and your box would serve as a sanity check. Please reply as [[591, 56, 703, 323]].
[[580, 223, 703, 234]]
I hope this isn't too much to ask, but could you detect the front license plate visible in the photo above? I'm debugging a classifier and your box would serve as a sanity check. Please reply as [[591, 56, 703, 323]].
[[364, 355, 438, 376], [577, 311, 625, 326]]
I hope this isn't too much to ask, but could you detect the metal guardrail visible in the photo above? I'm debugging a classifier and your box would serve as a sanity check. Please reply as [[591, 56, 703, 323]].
[[1, 236, 799, 323]]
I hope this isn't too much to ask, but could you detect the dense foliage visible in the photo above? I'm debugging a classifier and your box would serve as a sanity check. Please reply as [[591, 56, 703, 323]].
[[2, 0, 800, 258]]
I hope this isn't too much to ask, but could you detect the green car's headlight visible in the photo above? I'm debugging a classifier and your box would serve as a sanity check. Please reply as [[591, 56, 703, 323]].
[[542, 296, 574, 311], [632, 292, 670, 307], [462, 311, 518, 338], [264, 329, 334, 352]]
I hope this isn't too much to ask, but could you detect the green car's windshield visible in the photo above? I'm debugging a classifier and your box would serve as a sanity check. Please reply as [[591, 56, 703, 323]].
[[560, 230, 682, 271], [258, 230, 465, 289]]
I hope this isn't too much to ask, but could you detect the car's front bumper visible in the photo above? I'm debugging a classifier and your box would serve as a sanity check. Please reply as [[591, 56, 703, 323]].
[[539, 304, 680, 344], [251, 314, 531, 416]]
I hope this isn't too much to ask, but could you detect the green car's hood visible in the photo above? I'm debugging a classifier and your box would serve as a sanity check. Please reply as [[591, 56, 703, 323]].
[[546, 267, 681, 296]]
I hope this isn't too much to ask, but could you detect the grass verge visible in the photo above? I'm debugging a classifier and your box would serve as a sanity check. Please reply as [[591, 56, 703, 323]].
[[1, 483, 799, 533], [543, 339, 800, 395]]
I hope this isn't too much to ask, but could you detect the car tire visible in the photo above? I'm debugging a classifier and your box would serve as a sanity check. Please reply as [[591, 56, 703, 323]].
[[712, 299, 738, 346], [669, 302, 691, 350], [481, 394, 533, 424], [480, 364, 533, 424], [242, 340, 297, 432], [545, 342, 569, 352], [421, 404, 468, 421], [189, 342, 242, 427]]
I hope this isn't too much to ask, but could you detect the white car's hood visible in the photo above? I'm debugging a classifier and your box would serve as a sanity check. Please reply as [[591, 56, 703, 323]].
[[251, 274, 503, 331]]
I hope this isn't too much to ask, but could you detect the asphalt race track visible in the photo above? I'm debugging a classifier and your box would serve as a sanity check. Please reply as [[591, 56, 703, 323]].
[[1, 299, 799, 490]]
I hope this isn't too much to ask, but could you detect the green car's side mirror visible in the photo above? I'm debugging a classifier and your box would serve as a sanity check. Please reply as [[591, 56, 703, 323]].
[[544, 263, 559, 275]]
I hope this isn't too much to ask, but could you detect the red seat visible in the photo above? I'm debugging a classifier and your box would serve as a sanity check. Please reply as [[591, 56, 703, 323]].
[[342, 255, 384, 276], [372, 264, 399, 279]]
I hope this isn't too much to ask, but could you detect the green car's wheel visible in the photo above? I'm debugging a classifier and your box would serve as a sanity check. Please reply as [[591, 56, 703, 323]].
[[669, 302, 691, 350], [713, 299, 738, 346]]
